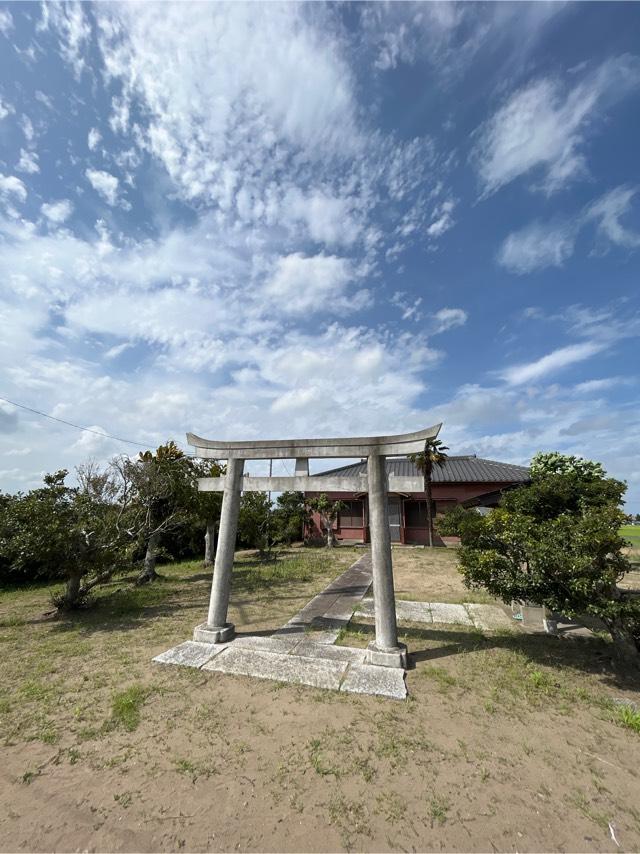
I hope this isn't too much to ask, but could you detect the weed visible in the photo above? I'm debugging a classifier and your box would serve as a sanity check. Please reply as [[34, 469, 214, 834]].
[[108, 684, 149, 732], [422, 665, 457, 690], [309, 738, 341, 777], [615, 703, 640, 733], [568, 790, 610, 831], [375, 792, 407, 823], [113, 791, 133, 808], [328, 794, 371, 850], [174, 757, 218, 782], [21, 769, 39, 785], [429, 795, 450, 826]]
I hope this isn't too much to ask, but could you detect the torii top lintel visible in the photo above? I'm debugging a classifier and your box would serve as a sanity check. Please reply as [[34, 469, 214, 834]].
[[186, 423, 442, 460]]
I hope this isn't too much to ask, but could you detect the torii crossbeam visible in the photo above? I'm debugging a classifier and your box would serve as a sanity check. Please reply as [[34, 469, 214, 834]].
[[188, 423, 442, 668]]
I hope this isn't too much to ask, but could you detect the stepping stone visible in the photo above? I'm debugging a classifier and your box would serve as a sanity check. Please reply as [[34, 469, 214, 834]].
[[429, 602, 473, 625], [340, 663, 407, 700], [465, 603, 514, 631], [153, 640, 226, 668], [202, 646, 347, 691], [291, 640, 367, 664]]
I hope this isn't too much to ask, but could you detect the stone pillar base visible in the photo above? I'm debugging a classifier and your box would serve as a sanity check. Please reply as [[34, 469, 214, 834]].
[[366, 641, 408, 669], [193, 622, 235, 644]]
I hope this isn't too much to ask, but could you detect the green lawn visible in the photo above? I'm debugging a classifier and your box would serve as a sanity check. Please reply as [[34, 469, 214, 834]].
[[621, 524, 640, 549]]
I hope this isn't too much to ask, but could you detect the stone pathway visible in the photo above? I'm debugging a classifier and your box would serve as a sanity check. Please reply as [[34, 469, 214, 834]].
[[153, 553, 516, 700], [355, 598, 514, 630]]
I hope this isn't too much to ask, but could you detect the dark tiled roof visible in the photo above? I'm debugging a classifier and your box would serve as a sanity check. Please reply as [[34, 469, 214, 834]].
[[314, 455, 530, 484]]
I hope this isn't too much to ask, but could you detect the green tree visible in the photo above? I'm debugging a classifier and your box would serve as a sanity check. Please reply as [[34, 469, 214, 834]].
[[530, 451, 606, 481], [457, 463, 639, 661], [121, 441, 198, 584], [306, 494, 344, 548], [191, 459, 225, 566], [408, 438, 449, 547], [238, 492, 273, 556], [272, 491, 308, 545], [0, 469, 129, 608]]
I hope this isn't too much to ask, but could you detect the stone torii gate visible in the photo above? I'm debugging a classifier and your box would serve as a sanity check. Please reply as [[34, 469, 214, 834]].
[[187, 423, 442, 668]]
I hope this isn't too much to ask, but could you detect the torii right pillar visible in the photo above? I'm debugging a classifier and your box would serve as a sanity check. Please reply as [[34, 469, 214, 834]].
[[366, 452, 408, 668]]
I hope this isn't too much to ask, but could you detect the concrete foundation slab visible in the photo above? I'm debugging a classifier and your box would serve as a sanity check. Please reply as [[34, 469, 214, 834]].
[[465, 603, 514, 631], [193, 622, 235, 643], [396, 600, 433, 623], [292, 640, 367, 664], [202, 646, 347, 690], [340, 663, 407, 700], [153, 641, 227, 668], [366, 641, 408, 668], [232, 634, 303, 654], [429, 603, 473, 625]]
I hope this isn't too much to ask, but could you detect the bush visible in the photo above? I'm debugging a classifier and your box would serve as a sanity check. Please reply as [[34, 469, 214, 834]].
[[458, 460, 640, 661]]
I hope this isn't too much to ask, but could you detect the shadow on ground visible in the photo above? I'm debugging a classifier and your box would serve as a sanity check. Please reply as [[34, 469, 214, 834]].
[[346, 619, 640, 692]]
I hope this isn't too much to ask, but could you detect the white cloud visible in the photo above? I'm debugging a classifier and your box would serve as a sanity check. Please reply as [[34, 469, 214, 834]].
[[473, 55, 640, 196], [88, 128, 102, 151], [426, 199, 456, 239], [0, 97, 13, 121], [41, 199, 74, 223], [586, 185, 640, 249], [264, 253, 364, 315], [501, 342, 606, 385], [0, 174, 27, 204], [498, 220, 577, 274], [17, 149, 40, 175], [85, 168, 120, 206], [40, 1, 91, 79], [0, 8, 13, 35], [20, 115, 35, 142], [498, 185, 640, 273], [431, 308, 468, 334], [282, 188, 362, 247]]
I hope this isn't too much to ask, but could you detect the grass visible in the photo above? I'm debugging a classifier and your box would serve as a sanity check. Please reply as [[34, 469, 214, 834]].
[[621, 525, 640, 549], [108, 685, 149, 732], [615, 703, 640, 734]]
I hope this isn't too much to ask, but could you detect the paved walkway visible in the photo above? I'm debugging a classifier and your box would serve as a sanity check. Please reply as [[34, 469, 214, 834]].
[[153, 552, 517, 700], [356, 597, 514, 630]]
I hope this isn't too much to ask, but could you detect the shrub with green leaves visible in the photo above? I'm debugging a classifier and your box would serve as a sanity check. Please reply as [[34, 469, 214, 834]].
[[458, 458, 639, 661]]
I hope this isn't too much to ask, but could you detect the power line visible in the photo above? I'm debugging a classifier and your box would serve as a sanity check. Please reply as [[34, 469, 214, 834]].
[[0, 395, 161, 450]]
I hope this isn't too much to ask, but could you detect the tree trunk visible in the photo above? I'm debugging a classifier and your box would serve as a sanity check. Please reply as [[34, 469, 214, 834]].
[[324, 515, 334, 548], [204, 520, 216, 566], [60, 570, 83, 609], [138, 531, 160, 584], [425, 471, 434, 548], [607, 617, 639, 664]]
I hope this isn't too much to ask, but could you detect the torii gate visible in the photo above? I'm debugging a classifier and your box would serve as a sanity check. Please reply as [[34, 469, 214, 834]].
[[187, 423, 442, 668]]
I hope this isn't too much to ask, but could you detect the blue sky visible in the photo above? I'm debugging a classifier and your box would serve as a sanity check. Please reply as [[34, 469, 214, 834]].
[[0, 2, 639, 508]]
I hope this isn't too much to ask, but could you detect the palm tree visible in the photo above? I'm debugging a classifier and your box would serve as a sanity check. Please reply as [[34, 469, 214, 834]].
[[408, 438, 449, 548]]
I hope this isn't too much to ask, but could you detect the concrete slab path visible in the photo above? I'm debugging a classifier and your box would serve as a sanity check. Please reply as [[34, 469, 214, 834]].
[[153, 552, 517, 699], [356, 597, 514, 630]]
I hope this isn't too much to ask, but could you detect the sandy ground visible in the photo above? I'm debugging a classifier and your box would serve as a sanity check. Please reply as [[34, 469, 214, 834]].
[[390, 545, 496, 604], [1, 546, 639, 853]]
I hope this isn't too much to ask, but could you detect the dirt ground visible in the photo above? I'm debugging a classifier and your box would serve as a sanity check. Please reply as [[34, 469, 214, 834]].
[[390, 546, 496, 603], [1, 546, 640, 853]]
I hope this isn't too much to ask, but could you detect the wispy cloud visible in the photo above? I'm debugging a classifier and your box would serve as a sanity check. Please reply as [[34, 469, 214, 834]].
[[498, 185, 640, 273], [500, 342, 607, 386], [472, 55, 640, 197]]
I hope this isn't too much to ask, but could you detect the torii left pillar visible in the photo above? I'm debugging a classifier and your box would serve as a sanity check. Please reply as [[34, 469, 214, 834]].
[[193, 456, 244, 643]]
